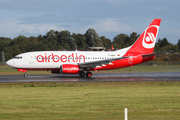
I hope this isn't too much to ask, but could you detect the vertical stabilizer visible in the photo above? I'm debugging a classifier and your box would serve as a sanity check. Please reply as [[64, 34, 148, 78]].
[[124, 19, 161, 56]]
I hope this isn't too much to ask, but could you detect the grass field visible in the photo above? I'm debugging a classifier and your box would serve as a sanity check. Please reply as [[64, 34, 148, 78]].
[[0, 82, 180, 120]]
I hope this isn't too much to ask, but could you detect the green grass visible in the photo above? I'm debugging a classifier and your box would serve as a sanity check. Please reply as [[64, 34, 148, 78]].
[[0, 65, 51, 75], [0, 69, 51, 75], [0, 82, 180, 120]]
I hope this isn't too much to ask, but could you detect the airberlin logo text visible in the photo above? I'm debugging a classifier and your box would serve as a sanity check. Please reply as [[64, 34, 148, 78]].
[[142, 25, 159, 49], [36, 53, 85, 63]]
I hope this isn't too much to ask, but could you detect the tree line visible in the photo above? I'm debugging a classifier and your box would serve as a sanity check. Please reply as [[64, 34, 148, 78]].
[[0, 28, 180, 61]]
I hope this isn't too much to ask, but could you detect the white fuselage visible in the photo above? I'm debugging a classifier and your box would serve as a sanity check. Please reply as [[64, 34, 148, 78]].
[[6, 47, 130, 70]]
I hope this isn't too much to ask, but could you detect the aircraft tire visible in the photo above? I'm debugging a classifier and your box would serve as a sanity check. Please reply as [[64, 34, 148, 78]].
[[24, 74, 28, 78], [79, 71, 85, 77], [86, 72, 92, 78]]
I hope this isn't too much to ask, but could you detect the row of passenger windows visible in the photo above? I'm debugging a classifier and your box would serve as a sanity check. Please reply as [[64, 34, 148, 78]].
[[14, 56, 115, 60], [37, 57, 115, 60]]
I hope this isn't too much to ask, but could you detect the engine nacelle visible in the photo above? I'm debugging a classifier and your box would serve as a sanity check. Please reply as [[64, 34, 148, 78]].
[[60, 64, 80, 74]]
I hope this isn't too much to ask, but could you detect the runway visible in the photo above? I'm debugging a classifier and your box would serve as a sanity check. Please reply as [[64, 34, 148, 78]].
[[0, 72, 180, 82]]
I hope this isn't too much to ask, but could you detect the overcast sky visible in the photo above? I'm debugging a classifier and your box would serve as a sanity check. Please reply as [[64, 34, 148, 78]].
[[0, 0, 179, 44]]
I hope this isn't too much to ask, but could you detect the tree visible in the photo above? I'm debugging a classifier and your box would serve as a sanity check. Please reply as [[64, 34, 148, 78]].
[[38, 34, 46, 42], [64, 43, 70, 50], [11, 35, 28, 53], [46, 30, 56, 37], [27, 37, 39, 51], [68, 37, 77, 50], [172, 44, 179, 52], [73, 33, 87, 50], [128, 32, 139, 45], [85, 28, 103, 47], [46, 36, 58, 50], [0, 37, 12, 61], [154, 43, 160, 52], [158, 39, 162, 45], [57, 30, 70, 46], [57, 44, 63, 50], [100, 36, 111, 49], [57, 30, 77, 50], [177, 39, 180, 51], [159, 38, 169, 47], [112, 34, 128, 49]]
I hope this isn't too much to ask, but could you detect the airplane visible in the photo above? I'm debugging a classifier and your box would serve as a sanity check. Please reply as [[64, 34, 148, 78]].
[[6, 19, 163, 78]]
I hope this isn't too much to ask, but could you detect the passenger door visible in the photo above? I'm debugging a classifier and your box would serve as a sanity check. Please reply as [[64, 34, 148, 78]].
[[29, 54, 35, 64]]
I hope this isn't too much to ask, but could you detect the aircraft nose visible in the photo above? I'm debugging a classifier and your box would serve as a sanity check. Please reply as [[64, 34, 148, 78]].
[[6, 59, 14, 67]]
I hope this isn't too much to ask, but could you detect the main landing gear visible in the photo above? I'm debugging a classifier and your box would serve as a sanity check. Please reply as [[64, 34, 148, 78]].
[[79, 71, 92, 78]]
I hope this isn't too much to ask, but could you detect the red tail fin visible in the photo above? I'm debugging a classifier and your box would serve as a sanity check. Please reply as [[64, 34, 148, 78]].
[[124, 19, 161, 56]]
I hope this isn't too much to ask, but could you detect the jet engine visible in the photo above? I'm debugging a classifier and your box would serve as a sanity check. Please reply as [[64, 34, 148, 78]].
[[51, 64, 80, 74], [60, 64, 80, 74]]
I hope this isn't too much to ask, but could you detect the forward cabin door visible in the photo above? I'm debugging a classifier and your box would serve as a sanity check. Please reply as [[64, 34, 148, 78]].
[[29, 54, 35, 64]]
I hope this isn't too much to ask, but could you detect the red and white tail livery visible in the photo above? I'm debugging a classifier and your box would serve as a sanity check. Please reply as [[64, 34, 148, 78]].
[[124, 19, 161, 56], [6, 19, 162, 78]]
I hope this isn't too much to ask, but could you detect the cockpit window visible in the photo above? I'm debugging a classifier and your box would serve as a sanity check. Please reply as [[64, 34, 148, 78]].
[[14, 56, 22, 59]]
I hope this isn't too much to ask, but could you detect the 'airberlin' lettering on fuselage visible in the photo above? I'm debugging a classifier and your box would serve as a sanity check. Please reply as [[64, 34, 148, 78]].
[[36, 53, 85, 63]]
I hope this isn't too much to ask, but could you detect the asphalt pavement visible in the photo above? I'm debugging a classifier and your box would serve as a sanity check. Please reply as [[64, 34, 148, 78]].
[[0, 72, 180, 82]]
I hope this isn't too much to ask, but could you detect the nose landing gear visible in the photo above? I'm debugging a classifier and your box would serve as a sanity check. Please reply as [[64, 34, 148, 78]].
[[17, 69, 28, 78], [24, 73, 28, 78]]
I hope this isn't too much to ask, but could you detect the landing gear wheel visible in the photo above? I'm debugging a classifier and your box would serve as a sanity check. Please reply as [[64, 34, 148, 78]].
[[79, 71, 85, 77], [86, 72, 92, 78], [24, 74, 28, 78]]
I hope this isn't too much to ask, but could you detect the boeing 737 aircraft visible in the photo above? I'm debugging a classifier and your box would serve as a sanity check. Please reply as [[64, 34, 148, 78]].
[[7, 19, 162, 78]]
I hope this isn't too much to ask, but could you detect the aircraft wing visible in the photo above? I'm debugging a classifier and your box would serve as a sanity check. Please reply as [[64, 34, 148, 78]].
[[78, 56, 129, 68], [79, 51, 171, 68]]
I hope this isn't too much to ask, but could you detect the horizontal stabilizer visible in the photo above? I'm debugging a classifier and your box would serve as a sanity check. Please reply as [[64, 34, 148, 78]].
[[142, 51, 173, 57]]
